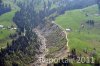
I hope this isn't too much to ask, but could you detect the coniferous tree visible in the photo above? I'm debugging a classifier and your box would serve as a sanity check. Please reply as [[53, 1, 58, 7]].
[[0, 0, 2, 3], [0, 0, 11, 15]]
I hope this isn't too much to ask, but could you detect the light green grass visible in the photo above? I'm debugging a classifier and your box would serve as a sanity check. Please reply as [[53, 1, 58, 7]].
[[0, 10, 17, 27], [55, 4, 100, 57], [0, 10, 17, 48], [0, 29, 15, 40]]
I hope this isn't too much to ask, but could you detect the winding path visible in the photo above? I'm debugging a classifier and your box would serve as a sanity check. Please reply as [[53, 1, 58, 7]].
[[52, 21, 70, 58], [30, 21, 70, 66], [52, 21, 69, 47]]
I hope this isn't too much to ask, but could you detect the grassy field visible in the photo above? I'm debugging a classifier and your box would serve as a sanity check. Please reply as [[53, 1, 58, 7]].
[[0, 10, 17, 27], [0, 10, 17, 48], [55, 4, 100, 57]]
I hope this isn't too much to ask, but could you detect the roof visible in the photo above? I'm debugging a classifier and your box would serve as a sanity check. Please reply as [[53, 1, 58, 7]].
[[66, 29, 71, 30], [66, 28, 71, 32], [0, 25, 3, 27]]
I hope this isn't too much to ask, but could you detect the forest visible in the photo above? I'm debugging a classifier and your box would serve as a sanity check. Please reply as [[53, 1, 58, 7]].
[[0, 0, 100, 66]]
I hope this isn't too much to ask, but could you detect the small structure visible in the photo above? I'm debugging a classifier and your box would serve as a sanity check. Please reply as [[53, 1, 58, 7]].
[[0, 25, 4, 29], [13, 28, 17, 30], [66, 28, 71, 32], [11, 27, 17, 30]]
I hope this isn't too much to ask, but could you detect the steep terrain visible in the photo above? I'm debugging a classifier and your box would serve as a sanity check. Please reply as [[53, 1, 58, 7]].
[[0, 0, 68, 66], [0, 0, 17, 48], [0, 10, 17, 48], [31, 20, 68, 66], [0, 0, 100, 66], [55, 4, 100, 65]]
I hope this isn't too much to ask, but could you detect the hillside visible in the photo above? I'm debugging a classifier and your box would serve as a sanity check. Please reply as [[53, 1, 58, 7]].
[[0, 0, 68, 66], [0, 0, 100, 66], [0, 0, 18, 48], [0, 10, 17, 48], [55, 4, 100, 57]]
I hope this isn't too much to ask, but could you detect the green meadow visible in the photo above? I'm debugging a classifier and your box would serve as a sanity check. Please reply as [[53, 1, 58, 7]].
[[55, 5, 100, 57], [0, 10, 17, 48]]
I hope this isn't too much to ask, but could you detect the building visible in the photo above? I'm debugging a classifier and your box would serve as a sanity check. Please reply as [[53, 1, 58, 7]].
[[66, 28, 71, 32], [11, 27, 17, 30], [0, 25, 4, 29]]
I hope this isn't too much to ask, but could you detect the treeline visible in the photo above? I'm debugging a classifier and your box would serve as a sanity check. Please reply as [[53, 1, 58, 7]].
[[13, 0, 96, 21], [55, 0, 95, 14], [0, 0, 47, 65], [41, 0, 96, 20], [0, 0, 11, 15], [0, 0, 98, 66], [0, 27, 39, 66], [0, 1, 41, 66], [13, 0, 47, 32]]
